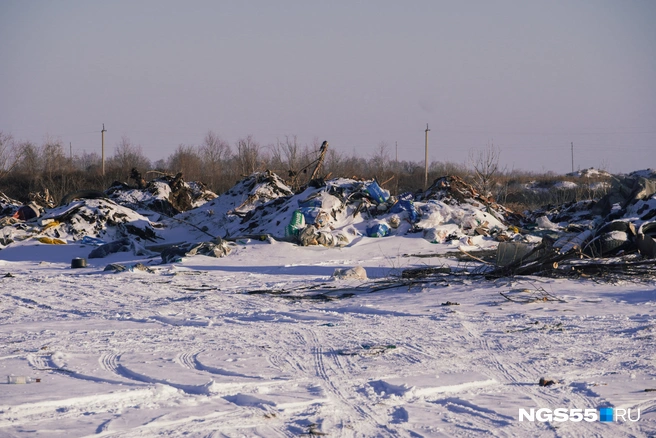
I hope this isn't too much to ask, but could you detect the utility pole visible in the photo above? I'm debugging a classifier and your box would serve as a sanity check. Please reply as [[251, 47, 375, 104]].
[[424, 124, 430, 190], [395, 141, 398, 162], [571, 142, 574, 173], [69, 142, 72, 161], [101, 124, 107, 176]]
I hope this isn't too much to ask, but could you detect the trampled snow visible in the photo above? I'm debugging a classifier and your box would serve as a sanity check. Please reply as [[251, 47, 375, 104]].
[[1, 235, 655, 437]]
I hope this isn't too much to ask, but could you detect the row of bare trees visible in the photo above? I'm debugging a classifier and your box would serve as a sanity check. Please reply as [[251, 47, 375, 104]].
[[0, 130, 609, 211], [0, 131, 461, 201]]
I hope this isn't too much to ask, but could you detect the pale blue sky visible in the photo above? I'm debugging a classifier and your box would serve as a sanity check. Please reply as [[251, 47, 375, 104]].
[[1, 0, 654, 174]]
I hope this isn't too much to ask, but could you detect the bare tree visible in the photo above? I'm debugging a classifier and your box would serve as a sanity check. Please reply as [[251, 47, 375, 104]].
[[13, 141, 41, 174], [0, 132, 20, 180], [324, 148, 344, 176], [371, 141, 391, 177], [42, 139, 67, 180], [468, 142, 502, 198], [201, 131, 231, 190], [108, 136, 151, 180], [74, 151, 101, 172], [168, 144, 203, 181], [270, 135, 300, 171], [236, 135, 260, 175]]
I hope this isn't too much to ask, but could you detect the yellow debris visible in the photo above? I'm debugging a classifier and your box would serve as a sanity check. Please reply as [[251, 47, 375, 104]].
[[41, 221, 60, 231], [37, 237, 67, 245]]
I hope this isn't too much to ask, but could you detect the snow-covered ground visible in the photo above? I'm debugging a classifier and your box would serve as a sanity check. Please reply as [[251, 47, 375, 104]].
[[1, 234, 655, 437]]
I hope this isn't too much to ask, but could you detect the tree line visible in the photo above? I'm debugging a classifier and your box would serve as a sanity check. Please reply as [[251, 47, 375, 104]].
[[0, 131, 472, 202], [0, 130, 608, 211]]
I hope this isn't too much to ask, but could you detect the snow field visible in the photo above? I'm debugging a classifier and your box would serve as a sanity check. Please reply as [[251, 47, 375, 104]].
[[1, 238, 655, 437]]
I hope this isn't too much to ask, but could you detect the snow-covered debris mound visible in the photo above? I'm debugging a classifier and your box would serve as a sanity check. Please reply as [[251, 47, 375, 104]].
[[522, 171, 656, 258], [628, 168, 656, 179], [107, 172, 217, 217], [176, 172, 520, 248], [530, 200, 598, 227], [522, 168, 611, 197], [37, 199, 162, 243], [523, 180, 568, 193], [423, 176, 520, 225], [177, 174, 392, 240], [567, 167, 612, 178], [175, 171, 296, 237]]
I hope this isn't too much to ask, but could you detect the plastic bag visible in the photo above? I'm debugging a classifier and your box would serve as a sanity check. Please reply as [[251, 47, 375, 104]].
[[365, 181, 390, 204]]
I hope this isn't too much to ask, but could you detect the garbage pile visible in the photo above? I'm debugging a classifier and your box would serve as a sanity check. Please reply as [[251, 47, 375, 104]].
[[0, 166, 654, 274], [490, 170, 656, 277], [419, 175, 520, 244], [107, 171, 217, 218], [177, 173, 521, 249], [175, 171, 297, 238]]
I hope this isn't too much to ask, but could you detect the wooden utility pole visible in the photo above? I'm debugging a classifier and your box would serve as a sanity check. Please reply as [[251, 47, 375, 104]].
[[101, 124, 107, 176], [424, 124, 430, 190], [395, 141, 398, 162], [69, 142, 72, 161], [571, 142, 574, 173]]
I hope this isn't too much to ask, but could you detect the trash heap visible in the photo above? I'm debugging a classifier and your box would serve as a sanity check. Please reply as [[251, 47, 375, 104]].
[[419, 175, 520, 244], [0, 167, 654, 274], [37, 199, 162, 243], [177, 173, 520, 249], [175, 171, 297, 238], [107, 172, 217, 218], [490, 170, 656, 277]]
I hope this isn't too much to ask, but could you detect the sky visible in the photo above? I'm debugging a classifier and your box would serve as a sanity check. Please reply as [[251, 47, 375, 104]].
[[1, 0, 655, 174]]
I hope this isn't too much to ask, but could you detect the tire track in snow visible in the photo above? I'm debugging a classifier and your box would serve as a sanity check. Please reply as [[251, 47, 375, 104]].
[[176, 350, 197, 370], [265, 330, 307, 375], [304, 328, 396, 437], [175, 350, 262, 379], [99, 351, 120, 373], [452, 318, 549, 435], [262, 329, 306, 375], [98, 352, 214, 394], [458, 316, 616, 437], [24, 351, 145, 387]]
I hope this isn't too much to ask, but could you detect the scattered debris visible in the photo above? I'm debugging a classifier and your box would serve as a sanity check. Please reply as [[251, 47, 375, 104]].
[[71, 257, 87, 269], [500, 286, 566, 304], [402, 266, 451, 279], [0, 192, 22, 218], [104, 262, 154, 273], [88, 238, 154, 259], [338, 344, 397, 356], [301, 423, 328, 437], [539, 377, 557, 387], [161, 239, 231, 263]]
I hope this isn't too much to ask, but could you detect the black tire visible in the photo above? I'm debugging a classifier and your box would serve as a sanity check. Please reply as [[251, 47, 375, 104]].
[[59, 190, 108, 206], [599, 231, 631, 255]]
